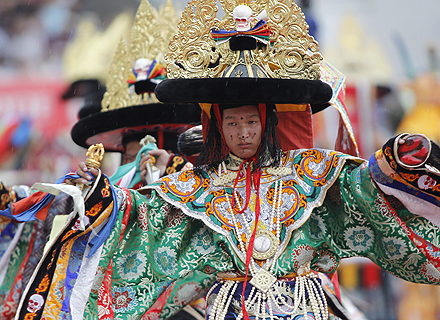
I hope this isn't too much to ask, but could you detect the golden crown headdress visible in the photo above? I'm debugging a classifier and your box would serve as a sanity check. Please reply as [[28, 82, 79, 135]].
[[154, 0, 359, 157], [164, 0, 322, 80]]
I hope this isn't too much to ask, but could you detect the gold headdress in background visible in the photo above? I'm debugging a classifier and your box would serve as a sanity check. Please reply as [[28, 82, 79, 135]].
[[63, 13, 132, 85], [101, 0, 179, 111], [158, 0, 180, 55], [70, 0, 202, 153]]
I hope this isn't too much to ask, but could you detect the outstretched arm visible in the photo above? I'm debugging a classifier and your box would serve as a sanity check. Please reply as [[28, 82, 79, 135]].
[[395, 133, 440, 174], [375, 133, 440, 201], [139, 149, 192, 184], [65, 161, 99, 186]]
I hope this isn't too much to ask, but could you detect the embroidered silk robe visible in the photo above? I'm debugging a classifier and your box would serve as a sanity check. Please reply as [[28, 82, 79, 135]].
[[16, 146, 440, 320]]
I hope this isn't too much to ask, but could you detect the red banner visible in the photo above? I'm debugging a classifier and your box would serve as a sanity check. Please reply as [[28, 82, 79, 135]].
[[0, 75, 77, 138]]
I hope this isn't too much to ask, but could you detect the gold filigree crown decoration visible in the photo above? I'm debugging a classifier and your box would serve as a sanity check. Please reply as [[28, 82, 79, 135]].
[[165, 0, 322, 80], [158, 0, 180, 55], [85, 144, 105, 169], [236, 0, 251, 6], [63, 13, 132, 84], [101, 0, 179, 111]]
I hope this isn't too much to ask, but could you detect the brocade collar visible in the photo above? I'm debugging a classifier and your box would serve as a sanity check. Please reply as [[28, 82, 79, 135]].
[[226, 152, 275, 169]]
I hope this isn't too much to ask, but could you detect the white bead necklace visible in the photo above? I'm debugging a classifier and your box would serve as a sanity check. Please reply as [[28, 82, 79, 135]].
[[208, 280, 238, 320], [214, 162, 238, 186], [210, 161, 329, 320]]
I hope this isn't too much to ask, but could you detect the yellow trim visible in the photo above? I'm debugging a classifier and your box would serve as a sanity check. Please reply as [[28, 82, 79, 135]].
[[199, 103, 309, 118], [275, 104, 308, 112], [199, 103, 212, 117], [218, 271, 304, 282]]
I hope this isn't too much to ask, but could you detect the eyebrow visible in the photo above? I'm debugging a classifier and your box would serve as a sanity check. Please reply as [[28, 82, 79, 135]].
[[223, 114, 260, 120]]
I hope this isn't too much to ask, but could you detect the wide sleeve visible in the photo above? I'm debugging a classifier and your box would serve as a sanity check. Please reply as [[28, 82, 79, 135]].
[[317, 136, 440, 285], [83, 188, 233, 320]]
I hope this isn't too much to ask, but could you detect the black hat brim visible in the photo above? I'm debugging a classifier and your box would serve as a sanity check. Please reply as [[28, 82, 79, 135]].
[[71, 103, 201, 152], [155, 78, 332, 114], [62, 79, 104, 99]]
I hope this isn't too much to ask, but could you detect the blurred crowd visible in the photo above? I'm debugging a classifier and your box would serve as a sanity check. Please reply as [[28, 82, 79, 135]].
[[0, 0, 140, 73]]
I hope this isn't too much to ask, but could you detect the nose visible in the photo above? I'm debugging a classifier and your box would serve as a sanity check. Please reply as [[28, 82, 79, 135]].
[[238, 125, 250, 139]]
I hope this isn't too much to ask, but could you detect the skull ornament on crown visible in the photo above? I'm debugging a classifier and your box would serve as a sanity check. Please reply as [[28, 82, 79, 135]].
[[134, 58, 152, 81], [27, 294, 44, 313], [232, 5, 253, 31], [417, 175, 437, 190]]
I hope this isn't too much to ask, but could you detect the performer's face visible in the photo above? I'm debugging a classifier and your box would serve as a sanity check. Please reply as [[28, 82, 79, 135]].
[[122, 141, 141, 165], [222, 105, 262, 159]]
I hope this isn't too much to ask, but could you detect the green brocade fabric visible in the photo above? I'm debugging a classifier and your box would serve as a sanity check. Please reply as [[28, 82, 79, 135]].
[[83, 190, 233, 319], [79, 149, 440, 319], [0, 221, 35, 303]]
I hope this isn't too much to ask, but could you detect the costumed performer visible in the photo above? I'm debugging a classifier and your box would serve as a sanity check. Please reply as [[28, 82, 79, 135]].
[[9, 0, 440, 319], [0, 182, 73, 319], [68, 1, 204, 319], [70, 0, 201, 191], [0, 14, 134, 319]]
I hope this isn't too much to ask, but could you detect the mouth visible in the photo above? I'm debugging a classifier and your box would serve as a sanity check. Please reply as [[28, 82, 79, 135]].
[[238, 143, 251, 148]]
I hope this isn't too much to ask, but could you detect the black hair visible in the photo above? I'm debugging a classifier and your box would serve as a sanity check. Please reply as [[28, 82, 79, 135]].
[[121, 132, 148, 148], [195, 104, 283, 174], [177, 126, 204, 156]]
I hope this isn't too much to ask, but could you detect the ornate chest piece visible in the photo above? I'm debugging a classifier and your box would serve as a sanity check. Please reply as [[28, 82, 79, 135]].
[[249, 229, 278, 260], [249, 268, 277, 293]]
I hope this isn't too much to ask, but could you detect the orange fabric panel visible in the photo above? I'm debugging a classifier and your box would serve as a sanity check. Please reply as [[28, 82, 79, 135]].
[[34, 201, 53, 221], [11, 191, 53, 221], [12, 191, 47, 214], [276, 109, 313, 151]]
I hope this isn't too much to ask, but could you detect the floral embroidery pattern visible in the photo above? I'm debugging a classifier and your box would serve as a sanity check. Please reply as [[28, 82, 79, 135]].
[[143, 311, 161, 320], [165, 209, 185, 228], [313, 251, 338, 273], [344, 226, 374, 252], [420, 262, 440, 282], [137, 202, 149, 231], [426, 243, 440, 260], [291, 244, 315, 267], [116, 251, 147, 280], [156, 279, 173, 293], [308, 213, 326, 240], [382, 237, 407, 260], [112, 286, 138, 313], [154, 247, 177, 275], [190, 227, 216, 255], [374, 194, 393, 219], [173, 282, 202, 305]]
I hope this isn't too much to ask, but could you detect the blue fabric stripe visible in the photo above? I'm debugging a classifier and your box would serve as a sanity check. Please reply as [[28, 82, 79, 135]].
[[0, 171, 119, 258], [0, 172, 85, 222], [87, 174, 118, 258], [369, 153, 440, 207]]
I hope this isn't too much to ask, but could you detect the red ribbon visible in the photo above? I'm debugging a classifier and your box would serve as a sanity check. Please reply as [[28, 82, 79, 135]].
[[212, 103, 267, 319], [230, 157, 262, 320]]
